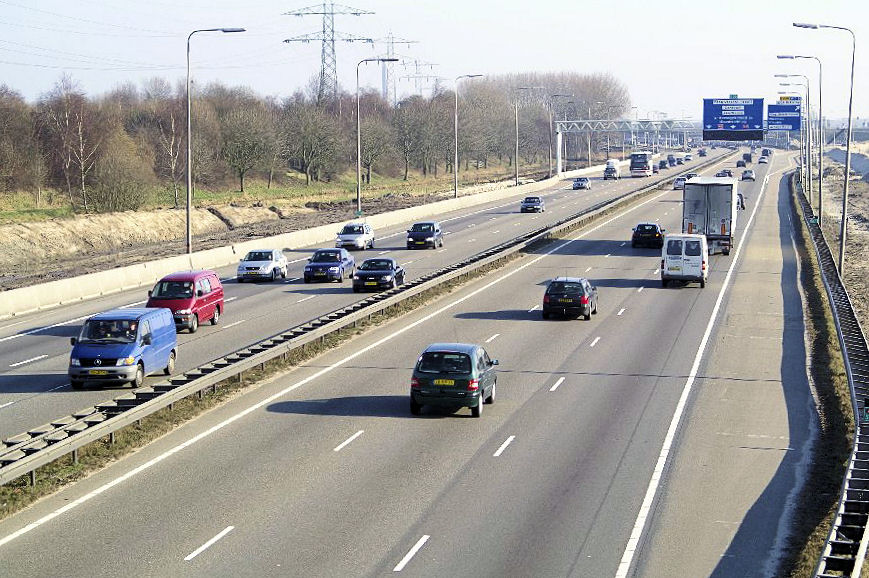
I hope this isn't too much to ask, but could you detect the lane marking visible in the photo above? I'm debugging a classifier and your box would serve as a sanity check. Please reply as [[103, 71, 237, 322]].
[[378, 251, 390, 255], [492, 230, 500, 234], [0, 170, 681, 551], [617, 308, 626, 316], [528, 305, 540, 312], [605, 254, 611, 258], [224, 297, 238, 303], [615, 165, 775, 578], [222, 320, 245, 330], [0, 313, 94, 343], [403, 261, 414, 266], [485, 333, 500, 343], [468, 223, 476, 228], [393, 535, 430, 572], [620, 242, 626, 246], [653, 268, 659, 275], [585, 267, 592, 273], [437, 249, 446, 253], [468, 239, 477, 243], [637, 286, 644, 293], [549, 377, 565, 392], [286, 277, 300, 283], [333, 430, 364, 452], [296, 296, 316, 304], [493, 435, 516, 457], [184, 526, 234, 561], [589, 337, 601, 348], [0, 402, 13, 410], [9, 355, 48, 368], [444, 231, 453, 235], [119, 300, 148, 309]]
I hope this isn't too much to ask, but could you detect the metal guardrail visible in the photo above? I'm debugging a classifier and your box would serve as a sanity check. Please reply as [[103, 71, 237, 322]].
[[793, 175, 869, 578], [0, 152, 733, 488]]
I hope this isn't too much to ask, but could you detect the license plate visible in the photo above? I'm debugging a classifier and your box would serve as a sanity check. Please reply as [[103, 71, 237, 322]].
[[668, 266, 681, 271], [433, 379, 455, 386], [89, 370, 108, 375], [365, 281, 377, 286], [559, 298, 573, 303], [415, 241, 425, 244], [315, 271, 325, 275]]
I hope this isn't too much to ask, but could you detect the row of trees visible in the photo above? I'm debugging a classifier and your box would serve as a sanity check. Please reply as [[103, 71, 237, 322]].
[[0, 72, 630, 213]]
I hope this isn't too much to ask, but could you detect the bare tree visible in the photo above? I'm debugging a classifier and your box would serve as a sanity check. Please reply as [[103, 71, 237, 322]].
[[221, 107, 273, 193], [280, 98, 339, 185], [360, 115, 394, 184]]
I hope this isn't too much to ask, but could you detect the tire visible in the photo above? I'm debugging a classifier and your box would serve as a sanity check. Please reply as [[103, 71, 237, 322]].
[[164, 350, 176, 375], [132, 363, 144, 388], [210, 307, 220, 325], [391, 278, 398, 289], [542, 311, 549, 320], [338, 268, 345, 283], [281, 268, 287, 279], [304, 277, 310, 283], [271, 269, 278, 282], [237, 278, 244, 283], [189, 314, 199, 333], [369, 238, 375, 249], [662, 279, 668, 288], [353, 287, 360, 293], [631, 241, 636, 248], [584, 309, 592, 321], [592, 300, 598, 314], [700, 277, 706, 289], [71, 380, 84, 390], [410, 398, 422, 415], [472, 397, 483, 418], [485, 383, 495, 404]]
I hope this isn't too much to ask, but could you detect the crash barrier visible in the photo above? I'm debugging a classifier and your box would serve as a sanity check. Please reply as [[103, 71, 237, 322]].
[[793, 174, 869, 577], [0, 152, 733, 487]]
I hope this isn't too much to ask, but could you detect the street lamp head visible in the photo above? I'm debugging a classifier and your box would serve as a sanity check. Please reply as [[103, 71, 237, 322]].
[[774, 74, 791, 78], [220, 28, 246, 33], [793, 22, 819, 29], [380, 58, 399, 62], [777, 54, 795, 59]]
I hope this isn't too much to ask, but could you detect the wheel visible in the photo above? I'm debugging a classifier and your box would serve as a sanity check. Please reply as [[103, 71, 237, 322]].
[[132, 363, 144, 388], [584, 309, 592, 321], [237, 278, 244, 283], [210, 307, 220, 325], [485, 383, 495, 404], [662, 279, 668, 288], [592, 300, 598, 314], [281, 268, 287, 279], [439, 238, 444, 248], [472, 397, 483, 417], [700, 278, 706, 289], [391, 278, 398, 289], [338, 268, 345, 283], [369, 238, 375, 249], [410, 398, 422, 415], [542, 311, 549, 320], [164, 350, 176, 375], [631, 241, 636, 248], [271, 269, 278, 282], [71, 380, 84, 390], [304, 277, 310, 283], [353, 287, 360, 293], [189, 314, 199, 333]]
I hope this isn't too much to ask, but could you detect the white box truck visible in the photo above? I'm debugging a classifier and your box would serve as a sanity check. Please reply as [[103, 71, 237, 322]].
[[681, 177, 738, 255]]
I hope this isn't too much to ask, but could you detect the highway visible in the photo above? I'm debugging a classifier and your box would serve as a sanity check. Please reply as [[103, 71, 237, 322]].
[[0, 150, 727, 440], [0, 151, 813, 576]]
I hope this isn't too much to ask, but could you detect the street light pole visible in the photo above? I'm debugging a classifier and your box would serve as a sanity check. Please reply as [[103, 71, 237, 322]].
[[778, 76, 812, 204], [454, 74, 483, 198], [186, 27, 245, 255], [357, 57, 398, 214], [513, 86, 540, 186], [547, 94, 572, 178], [794, 22, 857, 271]]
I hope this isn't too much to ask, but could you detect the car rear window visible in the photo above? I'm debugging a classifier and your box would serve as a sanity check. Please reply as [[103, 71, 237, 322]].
[[410, 223, 433, 232], [524, 197, 540, 203], [684, 240, 702, 256], [547, 281, 584, 295], [417, 352, 472, 374], [666, 240, 683, 256], [638, 225, 657, 232]]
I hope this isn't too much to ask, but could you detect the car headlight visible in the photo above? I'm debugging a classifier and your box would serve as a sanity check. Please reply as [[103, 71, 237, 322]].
[[381, 275, 393, 281], [176, 309, 192, 315], [353, 274, 360, 280], [70, 358, 80, 366], [304, 265, 312, 271], [425, 237, 434, 241], [328, 266, 339, 272], [407, 237, 413, 242], [117, 357, 136, 366]]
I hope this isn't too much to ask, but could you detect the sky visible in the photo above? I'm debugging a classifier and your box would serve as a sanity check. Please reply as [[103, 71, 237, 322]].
[[0, 0, 865, 124]]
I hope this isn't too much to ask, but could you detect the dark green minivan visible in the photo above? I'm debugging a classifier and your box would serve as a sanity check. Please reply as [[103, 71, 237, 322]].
[[410, 343, 498, 417]]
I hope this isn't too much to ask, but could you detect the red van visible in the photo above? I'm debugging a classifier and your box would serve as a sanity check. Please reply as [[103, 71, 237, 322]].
[[146, 270, 224, 333]]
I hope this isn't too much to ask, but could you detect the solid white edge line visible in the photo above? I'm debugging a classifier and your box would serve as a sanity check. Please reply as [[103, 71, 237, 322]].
[[613, 167, 776, 578], [549, 377, 565, 392], [637, 286, 644, 293], [485, 333, 500, 343], [333, 430, 364, 452], [393, 535, 430, 572], [589, 337, 601, 348], [184, 525, 234, 561], [296, 296, 316, 303], [224, 297, 238, 303], [9, 354, 48, 368], [528, 305, 540, 312], [0, 173, 679, 551], [585, 267, 592, 272], [493, 435, 516, 457]]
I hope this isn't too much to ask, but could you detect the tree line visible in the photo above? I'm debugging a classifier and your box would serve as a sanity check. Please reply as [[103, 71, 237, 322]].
[[0, 71, 630, 213]]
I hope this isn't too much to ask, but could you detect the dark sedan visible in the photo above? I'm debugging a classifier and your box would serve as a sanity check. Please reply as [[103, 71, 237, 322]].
[[632, 222, 665, 248], [542, 277, 598, 320], [352, 258, 406, 292], [406, 221, 443, 249], [304, 248, 355, 283]]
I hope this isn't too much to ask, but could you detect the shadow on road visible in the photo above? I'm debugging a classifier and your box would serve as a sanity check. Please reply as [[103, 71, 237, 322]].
[[266, 395, 469, 419]]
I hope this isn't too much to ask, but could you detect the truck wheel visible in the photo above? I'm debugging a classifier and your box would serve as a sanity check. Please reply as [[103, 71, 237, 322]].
[[662, 279, 668, 288]]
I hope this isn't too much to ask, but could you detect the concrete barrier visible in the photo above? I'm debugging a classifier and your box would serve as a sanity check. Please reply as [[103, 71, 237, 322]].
[[0, 158, 637, 320]]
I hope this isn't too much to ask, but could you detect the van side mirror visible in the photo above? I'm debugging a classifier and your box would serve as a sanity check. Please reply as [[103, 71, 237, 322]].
[[491, 359, 499, 366], [197, 289, 203, 297], [661, 229, 666, 233], [147, 290, 152, 297], [70, 337, 77, 345], [142, 335, 152, 345]]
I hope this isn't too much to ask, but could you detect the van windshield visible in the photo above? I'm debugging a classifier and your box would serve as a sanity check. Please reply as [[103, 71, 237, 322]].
[[79, 319, 138, 344], [685, 240, 702, 256], [417, 352, 472, 374], [150, 280, 194, 299]]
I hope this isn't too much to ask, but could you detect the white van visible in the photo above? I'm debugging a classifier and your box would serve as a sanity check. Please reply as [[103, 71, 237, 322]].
[[661, 233, 708, 288]]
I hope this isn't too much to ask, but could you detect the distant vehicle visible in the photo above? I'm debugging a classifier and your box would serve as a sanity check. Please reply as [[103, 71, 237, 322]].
[[758, 156, 769, 164], [236, 249, 288, 283], [684, 154, 693, 161], [406, 221, 443, 249], [715, 169, 733, 178], [410, 343, 498, 417], [682, 176, 739, 255], [741, 169, 756, 181], [604, 165, 620, 180], [632, 222, 665, 248], [336, 222, 375, 250], [352, 257, 405, 292], [573, 177, 591, 190], [630, 151, 655, 177], [736, 159, 746, 168], [667, 154, 676, 167], [304, 248, 355, 283], [685, 172, 699, 180], [520, 196, 545, 213], [742, 152, 753, 164], [698, 149, 708, 157], [69, 308, 177, 390], [676, 157, 684, 165], [147, 270, 223, 333], [606, 159, 619, 168], [653, 164, 660, 174], [661, 233, 709, 288], [542, 276, 598, 320], [673, 177, 687, 190], [517, 177, 536, 185], [762, 148, 772, 157], [659, 160, 669, 170]]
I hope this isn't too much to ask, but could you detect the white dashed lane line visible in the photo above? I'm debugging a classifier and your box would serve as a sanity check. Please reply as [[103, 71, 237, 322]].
[[296, 296, 316, 303], [637, 286, 644, 293], [584, 267, 592, 273], [378, 251, 390, 255], [528, 305, 540, 312], [393, 535, 430, 572], [0, 402, 14, 410], [333, 430, 364, 452], [485, 333, 500, 343], [617, 308, 626, 316], [549, 377, 565, 392], [493, 435, 516, 457], [222, 320, 245, 330], [225, 297, 238, 303], [184, 526, 235, 562], [589, 337, 601, 348], [9, 355, 47, 368]]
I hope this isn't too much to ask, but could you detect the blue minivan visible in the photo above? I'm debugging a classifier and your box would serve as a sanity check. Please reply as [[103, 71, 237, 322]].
[[68, 308, 177, 389]]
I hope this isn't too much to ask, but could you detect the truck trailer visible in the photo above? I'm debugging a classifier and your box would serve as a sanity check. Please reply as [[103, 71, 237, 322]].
[[681, 177, 738, 255]]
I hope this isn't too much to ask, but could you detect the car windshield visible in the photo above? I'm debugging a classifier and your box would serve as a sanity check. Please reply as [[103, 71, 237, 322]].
[[341, 225, 364, 235], [547, 281, 584, 295], [410, 223, 433, 232], [150, 280, 193, 299], [79, 319, 138, 344], [685, 240, 702, 256], [577, 178, 588, 183], [312, 251, 341, 262], [638, 224, 657, 232], [417, 352, 472, 374], [359, 259, 392, 271], [524, 197, 540, 203], [244, 251, 272, 262]]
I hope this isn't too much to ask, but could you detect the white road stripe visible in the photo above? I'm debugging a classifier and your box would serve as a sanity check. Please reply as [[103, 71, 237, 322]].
[[492, 230, 500, 234], [333, 430, 364, 452], [222, 320, 245, 330], [0, 402, 14, 410], [0, 313, 93, 343], [605, 254, 611, 258], [617, 308, 626, 316], [9, 355, 47, 368], [620, 242, 626, 246], [589, 337, 601, 348], [224, 297, 238, 303], [585, 267, 592, 272], [637, 286, 644, 293], [493, 435, 516, 457], [184, 526, 234, 561], [437, 249, 446, 253], [549, 377, 565, 392], [119, 300, 148, 309], [528, 305, 540, 312], [653, 269, 659, 275], [394, 535, 430, 572], [485, 333, 500, 343], [286, 277, 300, 283], [468, 239, 476, 243], [378, 251, 390, 255], [444, 231, 453, 235], [403, 261, 414, 266], [296, 295, 316, 303]]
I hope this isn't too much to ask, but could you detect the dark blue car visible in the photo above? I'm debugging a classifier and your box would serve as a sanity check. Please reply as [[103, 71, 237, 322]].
[[304, 248, 356, 283]]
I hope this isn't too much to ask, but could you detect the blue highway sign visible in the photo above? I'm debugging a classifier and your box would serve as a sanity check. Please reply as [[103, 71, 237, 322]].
[[703, 98, 764, 141], [767, 103, 802, 131]]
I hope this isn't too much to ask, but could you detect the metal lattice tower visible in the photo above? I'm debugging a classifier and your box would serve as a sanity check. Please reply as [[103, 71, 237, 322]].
[[284, 2, 374, 104], [371, 32, 417, 104]]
